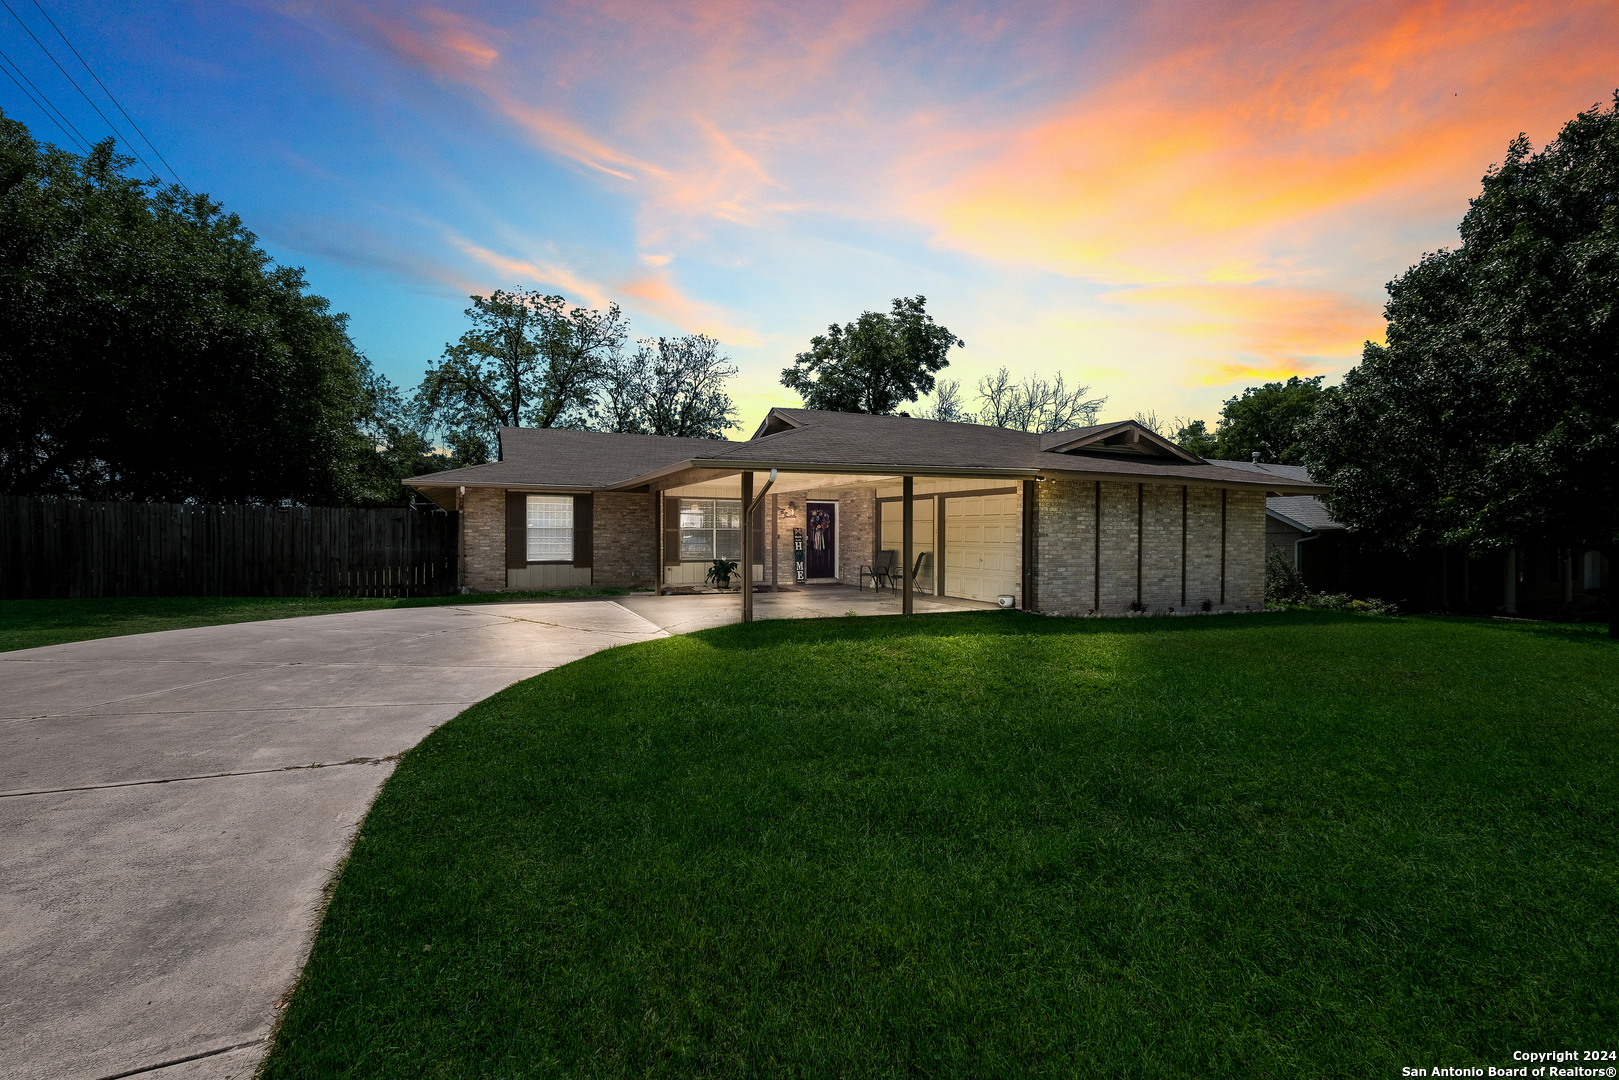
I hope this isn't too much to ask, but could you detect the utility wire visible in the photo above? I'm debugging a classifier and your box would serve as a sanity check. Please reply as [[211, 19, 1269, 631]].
[[0, 40, 88, 150], [0, 0, 162, 179], [29, 0, 184, 187]]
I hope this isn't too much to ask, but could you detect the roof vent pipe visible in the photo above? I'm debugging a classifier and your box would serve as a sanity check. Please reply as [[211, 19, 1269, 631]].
[[1251, 452, 1261, 463]]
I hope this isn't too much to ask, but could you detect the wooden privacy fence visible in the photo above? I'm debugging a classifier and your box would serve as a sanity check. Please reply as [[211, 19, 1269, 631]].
[[0, 497, 459, 599]]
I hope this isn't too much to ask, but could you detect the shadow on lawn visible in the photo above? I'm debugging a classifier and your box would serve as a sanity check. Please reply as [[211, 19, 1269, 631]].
[[696, 606, 1336, 651], [693, 606, 1615, 653]]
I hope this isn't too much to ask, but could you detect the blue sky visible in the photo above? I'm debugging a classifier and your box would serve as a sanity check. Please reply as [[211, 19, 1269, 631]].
[[4, 0, 1615, 434]]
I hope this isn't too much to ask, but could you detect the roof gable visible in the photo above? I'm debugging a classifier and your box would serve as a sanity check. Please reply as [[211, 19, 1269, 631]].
[[1040, 420, 1204, 463]]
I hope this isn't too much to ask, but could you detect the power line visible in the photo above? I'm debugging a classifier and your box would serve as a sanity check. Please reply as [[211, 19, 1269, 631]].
[[0, 0, 162, 179], [0, 40, 88, 151], [28, 0, 184, 187]]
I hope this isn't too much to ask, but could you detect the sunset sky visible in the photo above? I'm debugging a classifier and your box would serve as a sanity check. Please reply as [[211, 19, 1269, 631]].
[[4, 0, 1616, 434]]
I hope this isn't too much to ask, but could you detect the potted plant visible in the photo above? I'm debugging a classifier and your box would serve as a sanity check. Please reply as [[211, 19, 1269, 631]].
[[705, 558, 739, 591]]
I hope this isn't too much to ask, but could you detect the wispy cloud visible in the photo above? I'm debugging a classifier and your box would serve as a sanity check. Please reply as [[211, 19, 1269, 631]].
[[267, 0, 1619, 424]]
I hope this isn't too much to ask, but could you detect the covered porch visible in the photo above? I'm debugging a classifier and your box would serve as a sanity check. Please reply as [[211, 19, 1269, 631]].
[[646, 467, 1038, 623]]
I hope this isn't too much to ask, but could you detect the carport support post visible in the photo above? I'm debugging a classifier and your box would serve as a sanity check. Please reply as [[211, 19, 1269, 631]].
[[741, 471, 754, 623], [903, 475, 914, 615]]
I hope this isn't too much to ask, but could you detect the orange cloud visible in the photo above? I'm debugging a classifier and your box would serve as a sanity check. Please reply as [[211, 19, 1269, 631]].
[[920, 0, 1619, 282], [1097, 283, 1384, 384], [447, 234, 761, 345]]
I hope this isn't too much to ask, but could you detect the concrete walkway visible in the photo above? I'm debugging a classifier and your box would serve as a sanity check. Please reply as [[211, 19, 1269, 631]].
[[0, 601, 668, 1080]]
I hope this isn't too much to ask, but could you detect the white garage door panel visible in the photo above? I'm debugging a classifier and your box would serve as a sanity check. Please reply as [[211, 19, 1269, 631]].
[[945, 494, 1021, 602]]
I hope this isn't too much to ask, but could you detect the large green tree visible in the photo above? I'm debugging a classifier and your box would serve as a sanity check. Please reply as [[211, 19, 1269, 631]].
[[1301, 95, 1619, 632], [1208, 376, 1330, 463], [0, 112, 383, 503], [414, 290, 628, 458], [596, 333, 739, 439], [781, 296, 963, 414]]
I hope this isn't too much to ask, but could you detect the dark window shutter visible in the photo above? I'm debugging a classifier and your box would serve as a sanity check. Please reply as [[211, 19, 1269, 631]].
[[505, 492, 527, 569], [752, 500, 765, 564], [573, 494, 594, 568], [664, 497, 682, 567]]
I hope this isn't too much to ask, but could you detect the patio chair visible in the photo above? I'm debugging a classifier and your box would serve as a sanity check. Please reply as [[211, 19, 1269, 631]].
[[899, 550, 930, 593], [859, 549, 898, 592]]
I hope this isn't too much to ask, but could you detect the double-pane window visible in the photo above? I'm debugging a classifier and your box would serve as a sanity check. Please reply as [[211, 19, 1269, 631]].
[[527, 496, 573, 562], [679, 498, 741, 561]]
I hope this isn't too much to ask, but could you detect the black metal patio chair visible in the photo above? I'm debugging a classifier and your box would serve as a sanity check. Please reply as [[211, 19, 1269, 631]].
[[859, 549, 898, 592]]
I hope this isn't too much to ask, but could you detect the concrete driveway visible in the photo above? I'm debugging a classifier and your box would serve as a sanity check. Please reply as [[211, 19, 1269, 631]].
[[0, 601, 667, 1080]]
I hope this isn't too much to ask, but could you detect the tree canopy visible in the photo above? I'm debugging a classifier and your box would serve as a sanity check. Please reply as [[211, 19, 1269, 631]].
[[1207, 376, 1330, 463], [414, 290, 629, 459], [976, 368, 1106, 432], [597, 334, 739, 438], [1301, 95, 1619, 572], [0, 111, 395, 504], [781, 296, 962, 414]]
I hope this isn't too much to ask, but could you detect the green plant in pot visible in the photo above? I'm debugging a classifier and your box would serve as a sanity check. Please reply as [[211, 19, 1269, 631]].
[[705, 558, 739, 590]]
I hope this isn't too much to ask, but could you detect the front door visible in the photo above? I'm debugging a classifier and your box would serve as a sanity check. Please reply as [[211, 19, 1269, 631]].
[[805, 501, 837, 578]]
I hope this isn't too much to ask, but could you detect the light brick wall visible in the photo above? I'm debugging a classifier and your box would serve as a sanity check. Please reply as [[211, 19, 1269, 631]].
[[1033, 480, 1267, 615], [460, 488, 507, 593], [768, 485, 875, 585], [593, 492, 655, 588], [1186, 486, 1223, 609], [1224, 489, 1265, 609]]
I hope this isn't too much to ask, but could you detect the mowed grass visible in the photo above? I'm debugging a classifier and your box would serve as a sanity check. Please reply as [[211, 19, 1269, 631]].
[[263, 611, 1617, 1079], [0, 590, 639, 653]]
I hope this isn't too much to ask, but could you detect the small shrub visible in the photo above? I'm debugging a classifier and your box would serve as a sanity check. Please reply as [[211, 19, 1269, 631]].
[[1265, 549, 1309, 605]]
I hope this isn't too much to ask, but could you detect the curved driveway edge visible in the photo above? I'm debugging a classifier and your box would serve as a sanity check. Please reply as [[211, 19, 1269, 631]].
[[0, 601, 667, 1080]]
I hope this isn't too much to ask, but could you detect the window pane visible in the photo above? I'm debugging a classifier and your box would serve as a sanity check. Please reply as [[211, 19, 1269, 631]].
[[680, 529, 714, 561], [680, 499, 714, 530], [527, 496, 573, 561], [715, 529, 741, 561], [713, 499, 741, 529]]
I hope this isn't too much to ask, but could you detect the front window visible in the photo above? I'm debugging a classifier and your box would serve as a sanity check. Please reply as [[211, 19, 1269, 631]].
[[527, 496, 573, 561], [679, 498, 741, 562]]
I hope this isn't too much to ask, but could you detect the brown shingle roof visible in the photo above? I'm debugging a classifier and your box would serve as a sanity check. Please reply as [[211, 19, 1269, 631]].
[[406, 410, 1330, 494], [408, 428, 737, 490]]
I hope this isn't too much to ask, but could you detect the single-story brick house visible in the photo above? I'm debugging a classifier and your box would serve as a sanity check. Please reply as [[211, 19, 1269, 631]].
[[406, 409, 1327, 617]]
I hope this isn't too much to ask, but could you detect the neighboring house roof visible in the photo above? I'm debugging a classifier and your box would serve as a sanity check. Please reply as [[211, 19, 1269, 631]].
[[1202, 458, 1315, 484], [1265, 495, 1345, 534], [407, 410, 1330, 498]]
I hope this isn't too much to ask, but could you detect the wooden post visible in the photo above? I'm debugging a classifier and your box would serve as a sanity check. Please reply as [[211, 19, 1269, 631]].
[[902, 475, 914, 615], [741, 471, 754, 623]]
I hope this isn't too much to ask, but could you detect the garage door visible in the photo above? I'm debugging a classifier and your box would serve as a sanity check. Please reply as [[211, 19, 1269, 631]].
[[944, 493, 1021, 602]]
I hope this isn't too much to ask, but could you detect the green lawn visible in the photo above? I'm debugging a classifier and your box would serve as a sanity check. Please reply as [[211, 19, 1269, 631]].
[[261, 610, 1617, 1079], [0, 590, 640, 654]]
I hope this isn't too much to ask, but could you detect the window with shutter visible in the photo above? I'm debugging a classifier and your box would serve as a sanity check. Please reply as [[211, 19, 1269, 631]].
[[526, 496, 573, 561]]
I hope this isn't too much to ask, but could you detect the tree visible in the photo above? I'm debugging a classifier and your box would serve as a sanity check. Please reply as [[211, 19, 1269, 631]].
[[781, 296, 963, 414], [0, 112, 378, 504], [353, 366, 485, 498], [1212, 376, 1330, 463], [1300, 94, 1619, 633], [917, 378, 974, 423], [1170, 418, 1219, 457], [976, 368, 1106, 432], [415, 290, 628, 448], [1131, 410, 1166, 435], [595, 333, 740, 438]]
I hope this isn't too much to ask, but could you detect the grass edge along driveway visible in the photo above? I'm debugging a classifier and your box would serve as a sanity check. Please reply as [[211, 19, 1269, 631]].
[[0, 590, 639, 654], [261, 609, 1616, 1079]]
